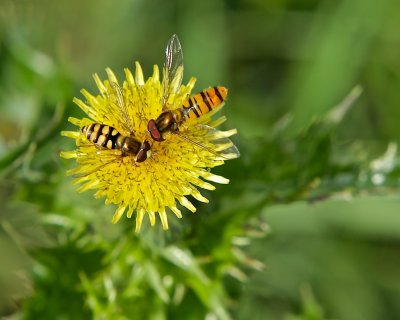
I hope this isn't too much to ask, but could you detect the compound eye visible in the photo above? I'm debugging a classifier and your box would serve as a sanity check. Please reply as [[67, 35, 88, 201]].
[[143, 141, 151, 152], [136, 149, 147, 162], [148, 119, 164, 142], [135, 141, 152, 162]]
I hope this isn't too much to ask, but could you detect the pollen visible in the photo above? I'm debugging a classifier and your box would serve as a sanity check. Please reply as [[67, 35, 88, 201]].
[[61, 60, 238, 232]]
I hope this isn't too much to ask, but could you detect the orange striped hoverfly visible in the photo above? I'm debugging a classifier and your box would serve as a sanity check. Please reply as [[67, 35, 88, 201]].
[[147, 34, 239, 159], [82, 83, 151, 163]]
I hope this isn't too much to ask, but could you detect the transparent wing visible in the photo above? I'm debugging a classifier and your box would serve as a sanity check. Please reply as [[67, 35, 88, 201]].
[[67, 147, 122, 179], [109, 82, 135, 134], [177, 124, 240, 160], [162, 34, 184, 110]]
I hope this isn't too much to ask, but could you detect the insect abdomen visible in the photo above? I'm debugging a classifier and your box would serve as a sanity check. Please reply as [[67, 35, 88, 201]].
[[183, 86, 228, 121], [81, 123, 122, 150], [81, 123, 150, 162]]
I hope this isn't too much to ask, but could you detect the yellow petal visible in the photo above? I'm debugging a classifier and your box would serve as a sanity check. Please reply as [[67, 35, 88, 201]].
[[61, 60, 239, 232], [179, 197, 196, 213], [159, 208, 169, 230], [135, 61, 144, 85], [112, 206, 126, 224], [135, 208, 145, 233], [148, 211, 156, 226]]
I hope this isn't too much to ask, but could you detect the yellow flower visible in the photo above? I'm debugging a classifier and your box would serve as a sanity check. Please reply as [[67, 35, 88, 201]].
[[61, 62, 239, 232]]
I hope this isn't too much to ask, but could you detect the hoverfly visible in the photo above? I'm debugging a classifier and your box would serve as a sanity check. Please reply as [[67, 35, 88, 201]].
[[81, 123, 151, 162], [82, 83, 151, 163], [147, 34, 239, 159]]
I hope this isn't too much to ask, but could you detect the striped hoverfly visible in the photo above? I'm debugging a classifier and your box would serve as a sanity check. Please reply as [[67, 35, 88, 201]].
[[81, 83, 151, 163], [147, 34, 240, 159]]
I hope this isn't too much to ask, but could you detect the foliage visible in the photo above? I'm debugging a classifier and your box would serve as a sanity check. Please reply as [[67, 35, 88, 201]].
[[1, 0, 400, 319]]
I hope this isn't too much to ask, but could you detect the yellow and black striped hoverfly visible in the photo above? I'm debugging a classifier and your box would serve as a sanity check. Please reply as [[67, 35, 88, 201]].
[[82, 83, 151, 163], [147, 34, 240, 159]]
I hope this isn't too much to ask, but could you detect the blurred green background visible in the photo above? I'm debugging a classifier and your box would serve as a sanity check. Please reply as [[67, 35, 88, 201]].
[[1, 0, 400, 319]]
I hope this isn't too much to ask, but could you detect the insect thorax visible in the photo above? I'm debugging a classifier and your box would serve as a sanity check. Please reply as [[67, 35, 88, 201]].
[[120, 136, 142, 156], [155, 110, 181, 133]]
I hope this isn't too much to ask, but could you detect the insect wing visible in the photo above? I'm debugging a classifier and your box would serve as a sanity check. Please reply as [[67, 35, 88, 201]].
[[181, 124, 240, 160], [109, 82, 134, 134], [162, 34, 184, 109], [67, 147, 122, 179]]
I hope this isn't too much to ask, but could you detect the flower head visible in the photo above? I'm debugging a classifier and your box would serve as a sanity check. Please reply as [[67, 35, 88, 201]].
[[61, 62, 239, 232]]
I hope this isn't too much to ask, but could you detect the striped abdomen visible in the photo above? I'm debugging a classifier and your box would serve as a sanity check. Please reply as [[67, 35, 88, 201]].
[[147, 86, 228, 142], [81, 123, 150, 162], [81, 123, 124, 150], [182, 86, 228, 121]]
